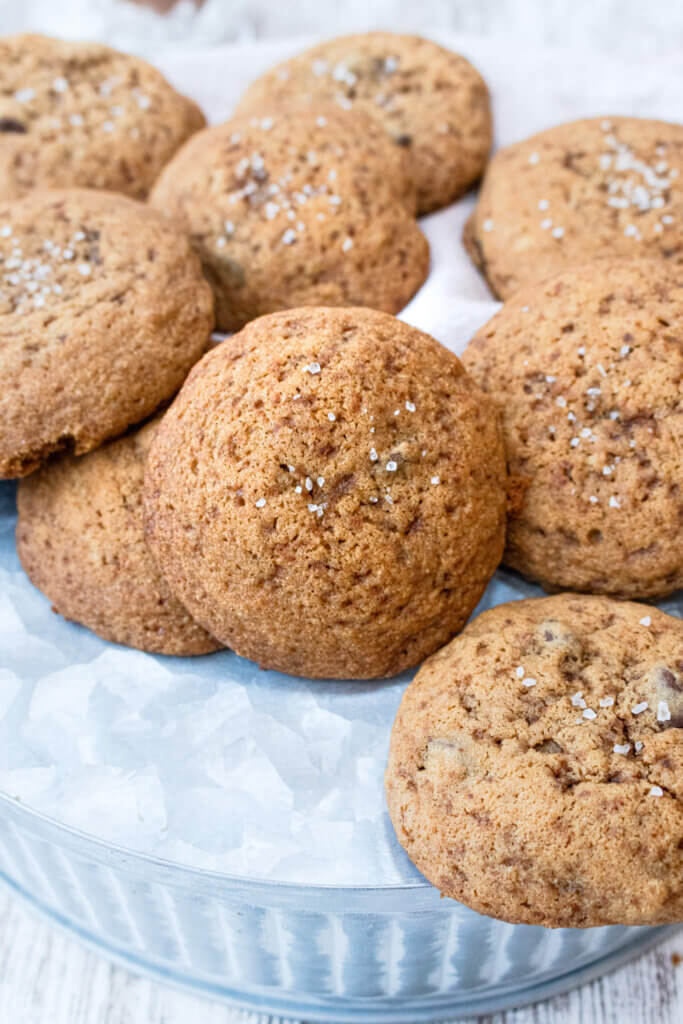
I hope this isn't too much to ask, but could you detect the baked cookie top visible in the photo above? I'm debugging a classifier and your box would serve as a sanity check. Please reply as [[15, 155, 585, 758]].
[[235, 32, 492, 215], [386, 593, 683, 928], [0, 188, 214, 478], [16, 416, 220, 656], [463, 259, 683, 599], [464, 116, 683, 299], [143, 307, 506, 679], [150, 107, 429, 332], [0, 34, 205, 199]]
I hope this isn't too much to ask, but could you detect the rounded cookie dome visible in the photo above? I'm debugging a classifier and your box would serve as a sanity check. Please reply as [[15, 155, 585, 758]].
[[143, 307, 506, 679], [386, 593, 683, 928]]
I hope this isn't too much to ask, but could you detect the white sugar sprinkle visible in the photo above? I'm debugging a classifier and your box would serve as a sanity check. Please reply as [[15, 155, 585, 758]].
[[305, 478, 313, 492], [482, 219, 494, 232], [599, 696, 615, 707], [657, 701, 671, 723], [635, 741, 644, 753], [327, 412, 336, 421], [609, 496, 621, 508], [515, 667, 525, 678], [613, 743, 631, 755], [52, 77, 68, 92], [649, 786, 663, 797], [522, 677, 537, 688], [282, 228, 297, 245], [255, 498, 266, 508], [631, 702, 649, 715], [342, 236, 354, 252], [369, 448, 378, 462], [538, 199, 549, 210], [303, 362, 321, 375], [430, 475, 440, 486], [571, 692, 586, 708], [540, 218, 553, 230], [0, 226, 12, 238], [405, 400, 416, 412], [386, 461, 398, 472], [529, 152, 540, 165], [317, 476, 325, 487], [639, 615, 652, 627], [551, 226, 565, 239], [14, 88, 35, 103], [78, 263, 91, 276], [583, 708, 597, 720]]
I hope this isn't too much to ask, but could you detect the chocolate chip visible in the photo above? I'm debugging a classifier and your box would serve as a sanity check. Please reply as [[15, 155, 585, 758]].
[[0, 117, 27, 134]]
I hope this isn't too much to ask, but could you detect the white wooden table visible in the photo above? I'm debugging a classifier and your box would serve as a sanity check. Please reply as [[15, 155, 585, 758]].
[[0, 885, 680, 1023]]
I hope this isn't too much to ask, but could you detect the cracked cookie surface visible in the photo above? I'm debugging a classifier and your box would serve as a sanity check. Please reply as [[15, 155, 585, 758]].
[[464, 116, 683, 298], [235, 32, 492, 215], [17, 416, 221, 655], [463, 259, 683, 599], [150, 106, 428, 332], [0, 33, 204, 199], [143, 306, 506, 679], [0, 188, 214, 478], [385, 593, 683, 927]]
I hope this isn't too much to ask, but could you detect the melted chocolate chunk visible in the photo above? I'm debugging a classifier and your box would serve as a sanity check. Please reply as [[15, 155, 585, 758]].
[[0, 117, 27, 134]]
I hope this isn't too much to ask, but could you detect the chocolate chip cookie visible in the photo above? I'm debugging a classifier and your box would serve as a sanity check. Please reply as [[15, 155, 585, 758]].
[[143, 306, 506, 679], [0, 33, 204, 199], [464, 116, 683, 298], [0, 188, 214, 478], [150, 106, 429, 332], [236, 32, 492, 215], [464, 259, 683, 599], [386, 593, 683, 927], [17, 415, 220, 655]]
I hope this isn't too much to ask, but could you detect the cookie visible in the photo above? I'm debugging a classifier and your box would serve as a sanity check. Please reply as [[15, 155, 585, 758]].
[[143, 307, 506, 679], [463, 259, 683, 599], [0, 33, 205, 199], [0, 188, 214, 478], [464, 116, 683, 298], [386, 593, 683, 928], [235, 32, 492, 215], [16, 416, 220, 655], [149, 107, 429, 332]]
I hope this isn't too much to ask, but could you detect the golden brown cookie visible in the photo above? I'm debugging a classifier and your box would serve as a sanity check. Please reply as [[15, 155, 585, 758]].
[[464, 116, 683, 298], [235, 32, 492, 215], [149, 107, 429, 332], [0, 34, 204, 199], [463, 259, 683, 599], [16, 416, 220, 655], [386, 593, 683, 928], [143, 307, 506, 679], [0, 188, 214, 479]]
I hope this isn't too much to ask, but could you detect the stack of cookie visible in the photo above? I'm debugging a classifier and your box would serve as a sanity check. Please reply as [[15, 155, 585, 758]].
[[1, 30, 680, 930]]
